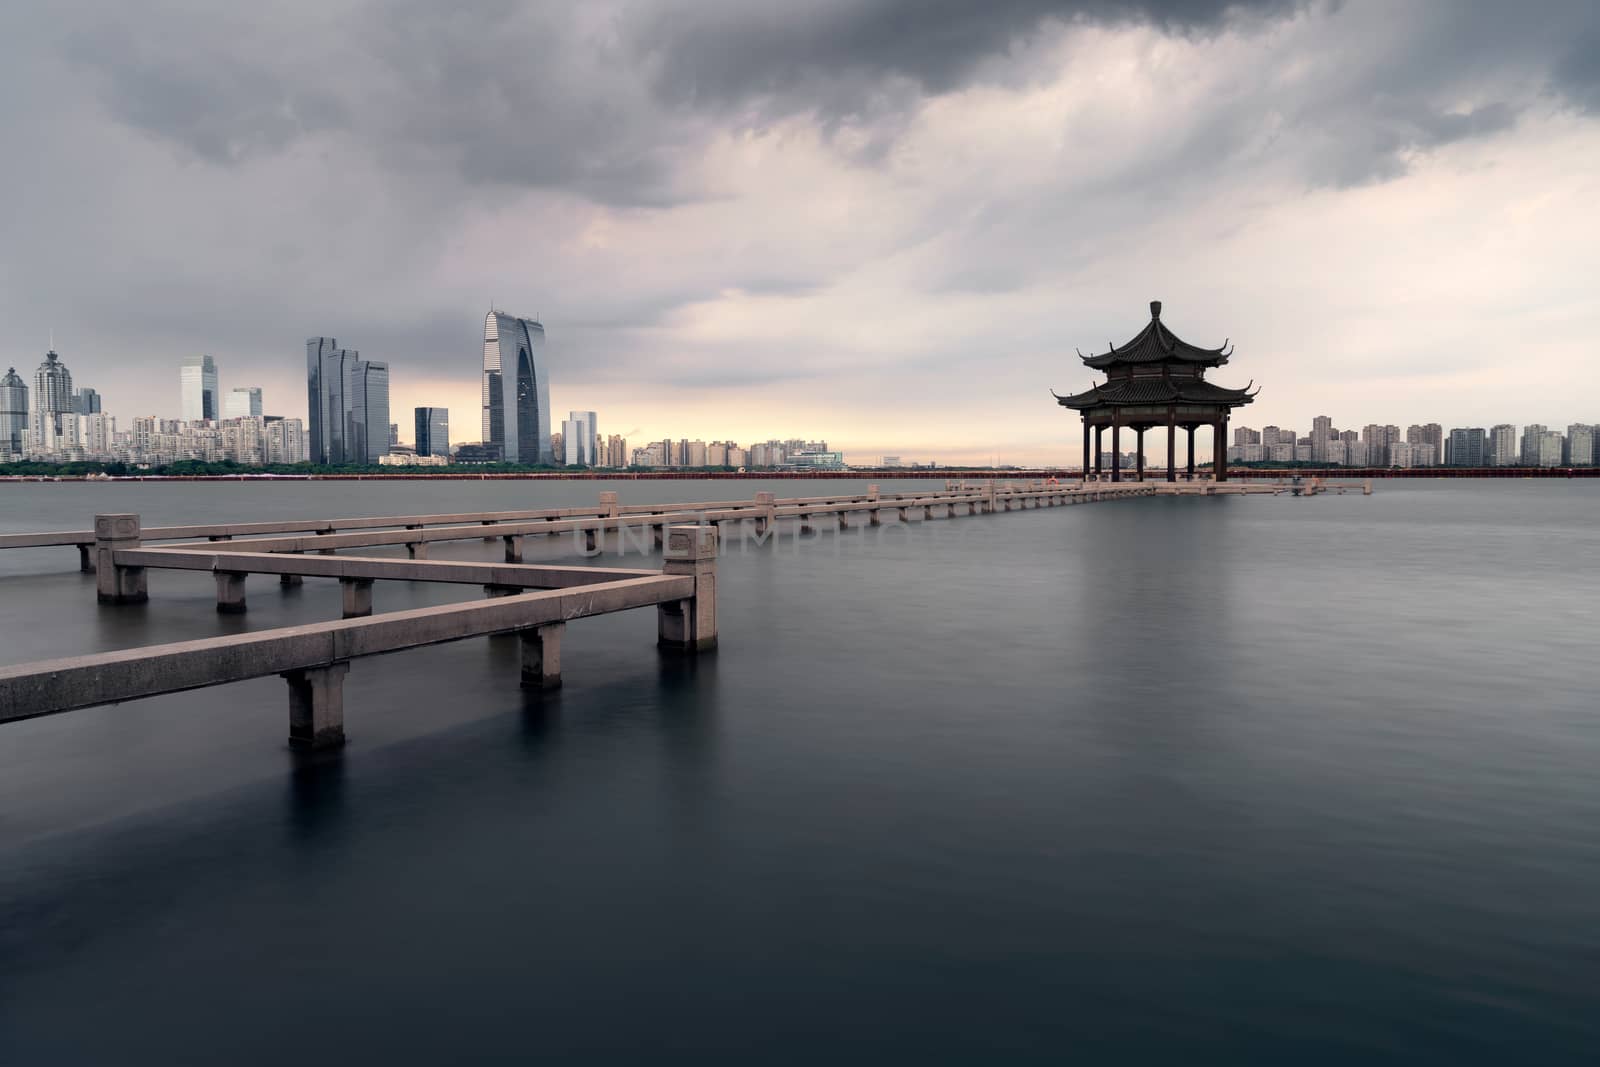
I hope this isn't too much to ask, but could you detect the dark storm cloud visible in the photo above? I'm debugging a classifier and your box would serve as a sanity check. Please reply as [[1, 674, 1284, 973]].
[[42, 0, 1600, 206], [634, 0, 1303, 110]]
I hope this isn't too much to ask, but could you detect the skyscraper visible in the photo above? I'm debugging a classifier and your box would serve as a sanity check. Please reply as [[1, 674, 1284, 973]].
[[224, 387, 263, 418], [482, 310, 552, 465], [562, 410, 598, 466], [415, 407, 450, 458], [306, 337, 353, 464], [31, 350, 74, 451], [347, 360, 390, 464], [0, 367, 27, 457], [73, 387, 101, 415], [180, 355, 219, 421]]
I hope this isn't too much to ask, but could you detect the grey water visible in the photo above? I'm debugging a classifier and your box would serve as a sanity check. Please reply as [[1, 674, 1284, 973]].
[[1, 479, 1597, 1063]]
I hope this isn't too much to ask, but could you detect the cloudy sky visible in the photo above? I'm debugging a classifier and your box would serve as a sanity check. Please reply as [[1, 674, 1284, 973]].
[[2, 0, 1597, 464]]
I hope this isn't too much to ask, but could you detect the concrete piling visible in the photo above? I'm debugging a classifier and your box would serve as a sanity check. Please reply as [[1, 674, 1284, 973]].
[[520, 622, 565, 689], [659, 525, 718, 653], [340, 578, 374, 618], [215, 571, 247, 614], [284, 662, 349, 750], [504, 534, 524, 562], [406, 542, 427, 560]]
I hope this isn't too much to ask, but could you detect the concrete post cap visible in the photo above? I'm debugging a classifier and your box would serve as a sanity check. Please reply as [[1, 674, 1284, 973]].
[[94, 514, 141, 539], [664, 525, 717, 560]]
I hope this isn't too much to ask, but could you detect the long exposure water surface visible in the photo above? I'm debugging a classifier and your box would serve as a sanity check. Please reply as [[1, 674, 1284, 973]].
[[1, 478, 1597, 1063]]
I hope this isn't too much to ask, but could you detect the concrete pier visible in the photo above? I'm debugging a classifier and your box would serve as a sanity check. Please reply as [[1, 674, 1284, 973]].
[[215, 571, 247, 614], [659, 525, 718, 653], [341, 578, 374, 618], [521, 622, 564, 689], [504, 535, 524, 562], [284, 662, 349, 750]]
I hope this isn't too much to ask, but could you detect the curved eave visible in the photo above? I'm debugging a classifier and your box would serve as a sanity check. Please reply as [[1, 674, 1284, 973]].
[[1079, 318, 1233, 369]]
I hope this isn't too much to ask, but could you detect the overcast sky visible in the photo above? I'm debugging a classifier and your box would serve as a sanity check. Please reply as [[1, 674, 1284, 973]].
[[2, 0, 1597, 463]]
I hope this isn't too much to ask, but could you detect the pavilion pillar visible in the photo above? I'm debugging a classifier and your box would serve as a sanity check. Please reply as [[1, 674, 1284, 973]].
[[1111, 416, 1122, 483], [1135, 427, 1146, 482], [1094, 425, 1104, 478], [1215, 418, 1229, 482], [1166, 410, 1177, 481], [1186, 425, 1196, 480], [1082, 420, 1091, 479]]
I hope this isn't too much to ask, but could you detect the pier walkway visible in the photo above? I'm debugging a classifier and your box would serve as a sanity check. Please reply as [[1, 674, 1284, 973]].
[[0, 479, 1302, 751]]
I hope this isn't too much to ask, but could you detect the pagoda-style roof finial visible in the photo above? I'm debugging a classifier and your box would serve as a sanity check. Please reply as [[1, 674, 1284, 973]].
[[1150, 300, 1162, 319]]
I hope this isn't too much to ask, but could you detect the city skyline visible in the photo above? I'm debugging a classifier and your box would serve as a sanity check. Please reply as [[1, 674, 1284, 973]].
[[3, 2, 1598, 465]]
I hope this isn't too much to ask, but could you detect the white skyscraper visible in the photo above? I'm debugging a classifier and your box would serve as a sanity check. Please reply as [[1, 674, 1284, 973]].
[[180, 355, 219, 421], [224, 387, 263, 418], [561, 410, 598, 466]]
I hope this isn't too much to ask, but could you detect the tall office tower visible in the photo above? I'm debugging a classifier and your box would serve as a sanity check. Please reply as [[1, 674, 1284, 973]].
[[560, 411, 598, 466], [415, 407, 450, 458], [347, 359, 390, 464], [1566, 424, 1595, 466], [482, 310, 552, 464], [1489, 424, 1518, 467], [1407, 423, 1442, 467], [306, 337, 355, 464], [180, 355, 219, 421], [73, 387, 101, 415], [1446, 427, 1486, 467], [224, 387, 263, 418], [1520, 424, 1547, 466], [30, 350, 75, 450], [0, 367, 27, 456]]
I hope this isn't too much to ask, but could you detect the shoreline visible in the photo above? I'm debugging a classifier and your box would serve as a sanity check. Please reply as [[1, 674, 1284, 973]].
[[3, 467, 1599, 483]]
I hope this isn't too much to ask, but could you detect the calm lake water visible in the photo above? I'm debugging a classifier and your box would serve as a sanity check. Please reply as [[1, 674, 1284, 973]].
[[2, 478, 1597, 1064]]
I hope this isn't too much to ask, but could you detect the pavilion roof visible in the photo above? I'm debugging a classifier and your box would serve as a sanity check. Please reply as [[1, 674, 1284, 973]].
[[1079, 301, 1233, 369], [1053, 376, 1257, 411]]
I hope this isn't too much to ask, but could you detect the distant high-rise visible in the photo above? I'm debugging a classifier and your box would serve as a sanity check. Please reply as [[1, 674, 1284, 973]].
[[1445, 427, 1486, 467], [306, 338, 353, 465], [1311, 415, 1334, 461], [224, 387, 263, 419], [1520, 425, 1547, 467], [31, 350, 74, 450], [0, 367, 27, 456], [1489, 424, 1518, 467], [415, 407, 450, 458], [1566, 424, 1595, 467], [180, 355, 219, 421], [482, 310, 552, 464], [73, 387, 101, 415], [561, 410, 598, 466], [347, 360, 390, 464]]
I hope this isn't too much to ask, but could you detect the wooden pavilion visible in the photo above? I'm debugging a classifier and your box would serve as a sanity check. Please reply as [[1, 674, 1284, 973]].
[[1054, 300, 1257, 481]]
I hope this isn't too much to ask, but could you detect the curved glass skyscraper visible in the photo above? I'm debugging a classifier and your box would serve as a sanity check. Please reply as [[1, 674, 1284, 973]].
[[482, 311, 552, 465], [1, 366, 28, 457]]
